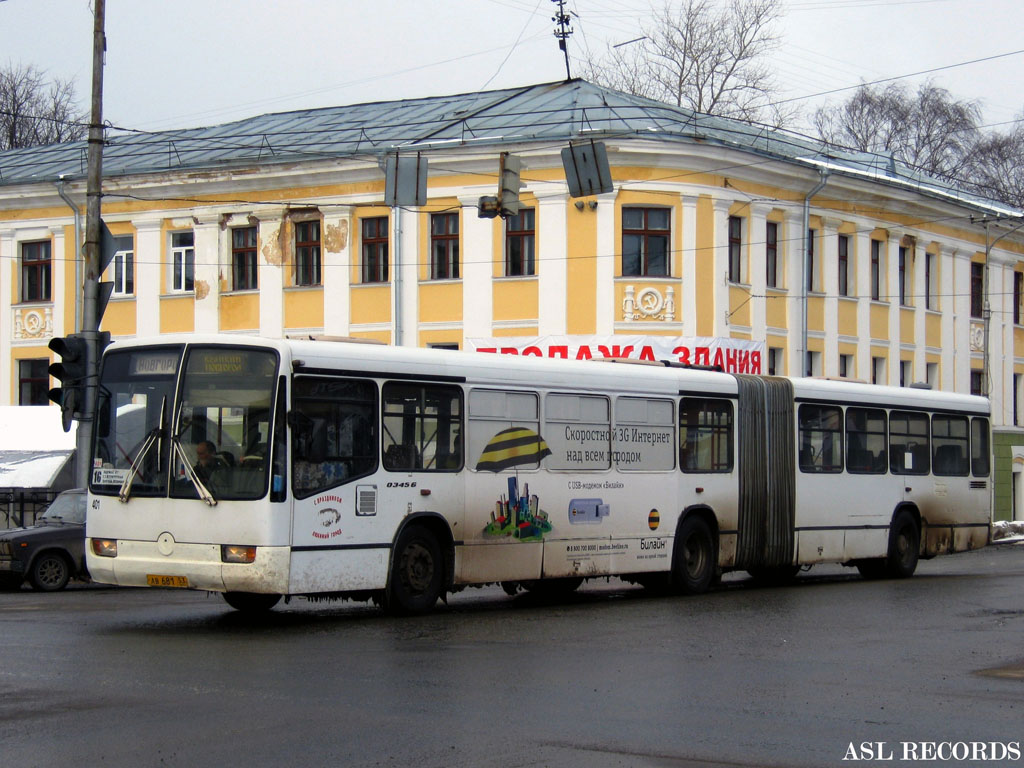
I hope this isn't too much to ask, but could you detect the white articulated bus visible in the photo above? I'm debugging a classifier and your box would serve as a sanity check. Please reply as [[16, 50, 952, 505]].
[[84, 335, 991, 613]]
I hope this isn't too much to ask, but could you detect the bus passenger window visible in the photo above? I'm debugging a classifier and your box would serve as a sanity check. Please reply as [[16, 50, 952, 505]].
[[798, 404, 843, 473], [971, 417, 991, 477], [890, 410, 929, 475], [932, 415, 969, 476], [382, 382, 463, 472], [291, 377, 378, 499], [845, 407, 887, 474], [679, 398, 733, 473]]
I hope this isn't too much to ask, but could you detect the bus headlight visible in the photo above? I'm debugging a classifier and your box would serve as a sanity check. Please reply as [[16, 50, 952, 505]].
[[221, 545, 257, 564], [92, 539, 118, 558]]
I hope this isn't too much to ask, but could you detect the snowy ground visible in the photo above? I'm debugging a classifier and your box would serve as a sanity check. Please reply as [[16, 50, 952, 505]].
[[991, 520, 1024, 545]]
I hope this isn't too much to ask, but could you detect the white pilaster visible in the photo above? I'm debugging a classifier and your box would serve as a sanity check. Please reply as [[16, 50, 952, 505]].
[[595, 191, 617, 335], [0, 229, 13, 404], [680, 195, 698, 337], [748, 204, 771, 345], [257, 209, 285, 339], [459, 196, 493, 340], [887, 232, 901, 386], [784, 212, 803, 376], [538, 192, 568, 335], [712, 199, 732, 338], [821, 218, 840, 377], [322, 206, 352, 337], [193, 217, 220, 334], [134, 219, 162, 338], [855, 228, 872, 382]]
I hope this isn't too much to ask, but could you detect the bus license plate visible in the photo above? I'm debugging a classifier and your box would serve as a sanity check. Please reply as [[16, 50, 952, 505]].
[[146, 574, 189, 588]]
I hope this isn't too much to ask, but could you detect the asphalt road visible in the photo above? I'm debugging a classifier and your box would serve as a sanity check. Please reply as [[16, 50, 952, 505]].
[[2, 544, 1024, 768]]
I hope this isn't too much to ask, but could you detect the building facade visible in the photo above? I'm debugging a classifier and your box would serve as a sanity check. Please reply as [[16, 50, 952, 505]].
[[2, 80, 1023, 518]]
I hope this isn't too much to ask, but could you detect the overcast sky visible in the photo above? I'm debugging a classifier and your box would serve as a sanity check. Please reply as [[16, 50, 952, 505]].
[[1, 0, 1022, 138]]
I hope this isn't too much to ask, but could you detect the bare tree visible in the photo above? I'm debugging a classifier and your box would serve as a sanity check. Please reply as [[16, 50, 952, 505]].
[[0, 62, 87, 151], [968, 120, 1024, 209], [813, 82, 981, 180], [583, 0, 790, 126]]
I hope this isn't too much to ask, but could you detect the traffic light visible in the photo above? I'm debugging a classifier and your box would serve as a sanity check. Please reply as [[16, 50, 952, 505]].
[[498, 152, 523, 219], [48, 334, 88, 432]]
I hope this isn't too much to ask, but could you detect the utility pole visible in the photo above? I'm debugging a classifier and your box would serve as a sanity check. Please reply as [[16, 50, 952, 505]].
[[77, 0, 106, 488], [552, 0, 573, 80]]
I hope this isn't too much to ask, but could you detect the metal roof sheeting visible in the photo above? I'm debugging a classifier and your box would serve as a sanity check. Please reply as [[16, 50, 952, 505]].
[[0, 79, 1017, 215]]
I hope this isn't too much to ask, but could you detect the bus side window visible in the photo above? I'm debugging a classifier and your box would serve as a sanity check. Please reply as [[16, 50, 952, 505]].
[[291, 376, 378, 499], [971, 417, 991, 477], [846, 407, 887, 475], [679, 398, 733, 473], [932, 415, 969, 477], [798, 404, 843, 473], [890, 410, 929, 476], [382, 382, 463, 472]]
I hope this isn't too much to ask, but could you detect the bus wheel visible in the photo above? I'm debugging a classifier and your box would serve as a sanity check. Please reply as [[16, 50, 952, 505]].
[[388, 526, 443, 615], [672, 515, 716, 594], [30, 552, 71, 591], [223, 592, 281, 612], [885, 510, 920, 579]]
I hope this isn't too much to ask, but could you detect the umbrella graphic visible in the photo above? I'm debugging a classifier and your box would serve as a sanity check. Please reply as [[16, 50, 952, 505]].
[[475, 427, 552, 472]]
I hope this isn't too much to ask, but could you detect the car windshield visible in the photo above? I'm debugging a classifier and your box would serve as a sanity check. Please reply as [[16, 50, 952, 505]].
[[40, 492, 86, 524]]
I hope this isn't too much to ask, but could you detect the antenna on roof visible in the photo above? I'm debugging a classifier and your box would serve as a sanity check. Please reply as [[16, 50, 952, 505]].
[[551, 0, 573, 81]]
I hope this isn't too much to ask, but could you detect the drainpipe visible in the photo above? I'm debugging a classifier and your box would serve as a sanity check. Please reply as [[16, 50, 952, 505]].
[[392, 206, 403, 346], [801, 169, 829, 376], [56, 177, 83, 333]]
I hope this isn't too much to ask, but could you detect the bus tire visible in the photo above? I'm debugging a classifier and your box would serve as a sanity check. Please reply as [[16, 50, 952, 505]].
[[672, 515, 716, 595], [388, 525, 443, 615], [885, 510, 920, 579], [30, 552, 71, 591], [223, 592, 281, 612]]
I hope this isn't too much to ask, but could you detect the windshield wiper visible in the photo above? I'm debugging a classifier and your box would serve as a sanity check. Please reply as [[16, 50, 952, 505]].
[[169, 406, 217, 507], [119, 395, 170, 504]]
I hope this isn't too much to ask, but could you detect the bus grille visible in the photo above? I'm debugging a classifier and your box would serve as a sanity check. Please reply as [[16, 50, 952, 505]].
[[970, 481, 988, 490], [356, 485, 377, 516]]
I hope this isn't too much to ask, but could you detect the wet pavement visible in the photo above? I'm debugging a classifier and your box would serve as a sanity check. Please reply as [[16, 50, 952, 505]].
[[2, 544, 1023, 767]]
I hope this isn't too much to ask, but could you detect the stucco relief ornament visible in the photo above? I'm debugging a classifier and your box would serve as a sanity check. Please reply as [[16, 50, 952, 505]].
[[969, 322, 985, 352], [622, 286, 675, 322], [14, 307, 52, 340]]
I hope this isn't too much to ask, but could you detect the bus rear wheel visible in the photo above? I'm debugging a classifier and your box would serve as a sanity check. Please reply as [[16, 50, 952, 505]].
[[387, 526, 443, 615], [885, 510, 920, 578], [223, 592, 281, 612], [672, 515, 716, 594]]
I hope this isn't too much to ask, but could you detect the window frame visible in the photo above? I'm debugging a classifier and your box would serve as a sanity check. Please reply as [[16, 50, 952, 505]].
[[798, 403, 843, 473], [728, 215, 743, 284], [870, 240, 882, 301], [622, 207, 670, 278], [505, 207, 536, 277], [20, 240, 52, 303], [970, 262, 984, 318], [765, 221, 779, 289], [18, 358, 50, 406], [169, 232, 195, 293], [837, 234, 849, 297], [429, 212, 460, 281], [679, 397, 734, 474], [361, 216, 389, 284], [294, 220, 322, 287], [231, 226, 258, 292], [845, 407, 887, 475]]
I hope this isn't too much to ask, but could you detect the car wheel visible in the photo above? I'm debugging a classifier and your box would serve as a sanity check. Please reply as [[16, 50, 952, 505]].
[[30, 552, 71, 591]]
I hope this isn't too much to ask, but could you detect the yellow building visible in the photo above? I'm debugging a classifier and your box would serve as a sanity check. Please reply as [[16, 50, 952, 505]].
[[2, 80, 1024, 514]]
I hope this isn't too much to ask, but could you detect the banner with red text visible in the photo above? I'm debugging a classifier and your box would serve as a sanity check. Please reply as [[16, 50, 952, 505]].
[[466, 335, 765, 374]]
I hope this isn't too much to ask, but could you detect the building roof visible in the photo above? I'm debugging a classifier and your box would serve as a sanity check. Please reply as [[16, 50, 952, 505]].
[[0, 79, 1018, 216]]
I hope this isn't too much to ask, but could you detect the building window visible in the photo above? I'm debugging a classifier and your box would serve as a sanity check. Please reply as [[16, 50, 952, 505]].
[[728, 215, 743, 283], [1016, 373, 1022, 426], [1015, 271, 1023, 325], [806, 350, 821, 377], [767, 346, 782, 376], [231, 227, 258, 291], [837, 234, 849, 297], [430, 213, 459, 280], [20, 241, 52, 303], [839, 353, 853, 378], [872, 356, 885, 385], [295, 220, 321, 286], [926, 362, 938, 389], [622, 207, 669, 277], [899, 360, 911, 387], [970, 370, 984, 396], [970, 262, 984, 318], [170, 232, 195, 293], [765, 222, 779, 288], [926, 252, 936, 310], [361, 217, 389, 283], [870, 240, 882, 301], [109, 236, 134, 296], [19, 359, 50, 406], [806, 229, 816, 292], [898, 246, 910, 306], [505, 208, 535, 277]]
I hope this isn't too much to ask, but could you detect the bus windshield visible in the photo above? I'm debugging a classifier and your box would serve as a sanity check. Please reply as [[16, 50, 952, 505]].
[[91, 345, 279, 501]]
